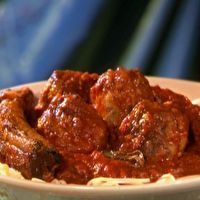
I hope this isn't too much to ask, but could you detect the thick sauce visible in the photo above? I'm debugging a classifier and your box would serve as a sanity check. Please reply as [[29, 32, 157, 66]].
[[1, 68, 200, 185], [37, 68, 200, 184], [55, 143, 200, 184]]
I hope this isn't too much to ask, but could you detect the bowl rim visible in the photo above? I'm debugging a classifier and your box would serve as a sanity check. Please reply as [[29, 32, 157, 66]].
[[1, 174, 200, 196]]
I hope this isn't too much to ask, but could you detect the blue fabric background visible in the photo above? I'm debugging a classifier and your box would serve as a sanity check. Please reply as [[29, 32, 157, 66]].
[[0, 0, 199, 88]]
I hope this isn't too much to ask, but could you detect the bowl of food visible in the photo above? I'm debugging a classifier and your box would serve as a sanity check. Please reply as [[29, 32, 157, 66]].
[[0, 67, 200, 200]]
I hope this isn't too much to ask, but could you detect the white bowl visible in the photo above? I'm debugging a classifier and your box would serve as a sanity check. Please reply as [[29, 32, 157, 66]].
[[0, 77, 200, 200]]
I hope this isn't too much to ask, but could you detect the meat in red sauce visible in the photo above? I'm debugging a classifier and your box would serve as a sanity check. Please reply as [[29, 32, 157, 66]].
[[118, 100, 189, 162], [0, 67, 200, 185], [36, 70, 98, 116], [37, 94, 108, 156], [152, 85, 200, 143], [90, 68, 154, 129]]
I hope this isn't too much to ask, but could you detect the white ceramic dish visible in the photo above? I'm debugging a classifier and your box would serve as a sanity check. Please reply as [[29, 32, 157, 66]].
[[0, 77, 200, 200]]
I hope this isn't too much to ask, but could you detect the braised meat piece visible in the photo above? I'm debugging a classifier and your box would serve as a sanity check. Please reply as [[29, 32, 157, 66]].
[[190, 105, 200, 142], [119, 100, 189, 161], [0, 88, 38, 125], [0, 87, 35, 114], [0, 89, 61, 181], [90, 67, 153, 129], [152, 85, 200, 143], [152, 85, 191, 111], [37, 94, 108, 156], [36, 70, 98, 115]]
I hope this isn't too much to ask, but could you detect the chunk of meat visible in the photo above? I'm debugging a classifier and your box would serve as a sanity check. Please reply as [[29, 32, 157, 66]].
[[152, 85, 191, 111], [119, 100, 189, 161], [0, 90, 61, 181], [37, 94, 108, 156], [190, 105, 200, 142], [36, 70, 98, 115], [0, 87, 35, 114], [152, 85, 200, 143], [90, 67, 153, 129]]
